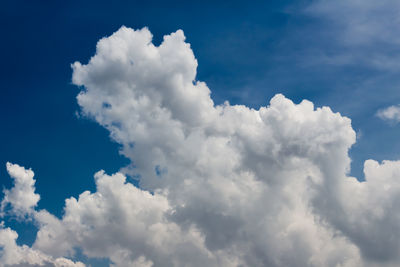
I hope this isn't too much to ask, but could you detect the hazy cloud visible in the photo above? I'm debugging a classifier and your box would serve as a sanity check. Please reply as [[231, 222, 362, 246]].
[[303, 0, 400, 71], [377, 105, 400, 123]]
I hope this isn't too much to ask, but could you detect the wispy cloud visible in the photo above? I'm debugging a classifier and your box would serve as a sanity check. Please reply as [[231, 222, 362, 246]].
[[377, 105, 400, 123]]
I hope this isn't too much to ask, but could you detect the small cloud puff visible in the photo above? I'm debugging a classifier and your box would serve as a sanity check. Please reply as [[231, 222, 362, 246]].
[[377, 105, 400, 123], [1, 163, 40, 218]]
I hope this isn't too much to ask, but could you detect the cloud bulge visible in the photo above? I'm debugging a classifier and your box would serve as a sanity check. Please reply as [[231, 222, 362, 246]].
[[1, 26, 400, 267]]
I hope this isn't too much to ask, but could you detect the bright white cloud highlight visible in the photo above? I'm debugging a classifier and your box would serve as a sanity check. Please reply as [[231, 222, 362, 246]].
[[1, 162, 40, 218], [2, 26, 400, 267], [0, 224, 85, 267], [377, 105, 400, 123]]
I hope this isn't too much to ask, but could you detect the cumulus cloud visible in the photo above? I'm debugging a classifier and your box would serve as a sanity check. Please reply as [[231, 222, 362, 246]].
[[2, 26, 400, 266], [0, 224, 84, 267], [377, 105, 400, 123], [1, 162, 40, 218]]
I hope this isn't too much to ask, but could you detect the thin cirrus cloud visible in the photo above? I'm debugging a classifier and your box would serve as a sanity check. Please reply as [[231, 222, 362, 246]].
[[303, 0, 400, 70], [1, 26, 400, 267]]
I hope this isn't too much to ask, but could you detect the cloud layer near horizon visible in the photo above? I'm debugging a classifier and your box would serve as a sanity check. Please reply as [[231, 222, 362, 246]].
[[2, 26, 400, 267]]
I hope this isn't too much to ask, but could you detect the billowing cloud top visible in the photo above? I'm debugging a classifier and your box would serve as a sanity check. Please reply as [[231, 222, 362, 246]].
[[2, 26, 400, 267], [1, 163, 40, 218]]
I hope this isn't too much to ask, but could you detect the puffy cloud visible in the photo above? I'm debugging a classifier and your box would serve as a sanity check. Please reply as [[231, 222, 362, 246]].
[[0, 225, 84, 267], [377, 105, 400, 123], [2, 26, 400, 266], [33, 171, 223, 266], [1, 162, 40, 218]]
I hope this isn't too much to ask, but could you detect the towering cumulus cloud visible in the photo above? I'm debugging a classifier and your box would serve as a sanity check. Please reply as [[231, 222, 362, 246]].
[[2, 26, 400, 267]]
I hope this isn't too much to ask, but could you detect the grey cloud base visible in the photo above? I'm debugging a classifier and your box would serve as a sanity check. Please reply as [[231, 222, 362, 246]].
[[1, 26, 400, 267]]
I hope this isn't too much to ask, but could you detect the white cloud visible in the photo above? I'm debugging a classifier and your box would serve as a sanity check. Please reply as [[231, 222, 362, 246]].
[[1, 162, 40, 218], [377, 105, 400, 123], [2, 26, 400, 266], [0, 225, 85, 267], [33, 171, 216, 266]]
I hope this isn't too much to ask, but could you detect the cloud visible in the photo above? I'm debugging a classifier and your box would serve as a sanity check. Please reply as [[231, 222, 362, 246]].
[[305, 0, 400, 45], [2, 26, 400, 266], [0, 224, 84, 267], [377, 105, 400, 123], [303, 0, 400, 71], [1, 162, 40, 218]]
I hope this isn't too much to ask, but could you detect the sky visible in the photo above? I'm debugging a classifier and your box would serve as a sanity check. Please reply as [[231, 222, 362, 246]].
[[1, 1, 400, 266]]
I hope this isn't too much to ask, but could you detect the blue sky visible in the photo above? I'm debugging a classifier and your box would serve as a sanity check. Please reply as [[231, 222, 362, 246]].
[[1, 1, 400, 266]]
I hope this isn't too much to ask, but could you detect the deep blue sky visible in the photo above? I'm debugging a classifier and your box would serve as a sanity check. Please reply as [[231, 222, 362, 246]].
[[1, 0, 400, 254]]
